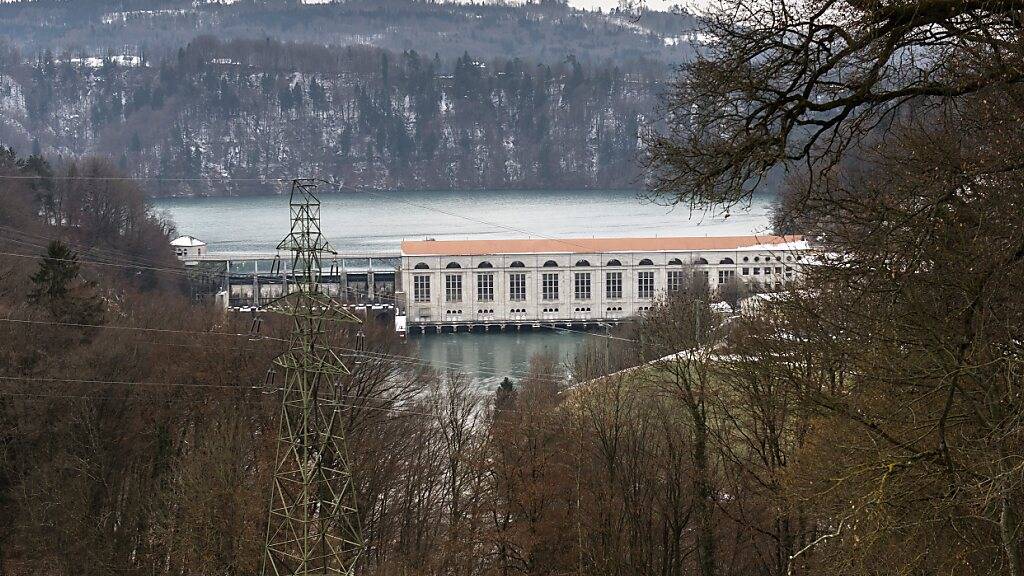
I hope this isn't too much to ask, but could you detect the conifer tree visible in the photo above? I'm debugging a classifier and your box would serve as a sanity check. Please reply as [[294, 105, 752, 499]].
[[28, 240, 104, 324]]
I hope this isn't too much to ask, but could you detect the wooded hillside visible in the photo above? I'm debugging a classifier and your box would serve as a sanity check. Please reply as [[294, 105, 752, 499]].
[[0, 38, 667, 195]]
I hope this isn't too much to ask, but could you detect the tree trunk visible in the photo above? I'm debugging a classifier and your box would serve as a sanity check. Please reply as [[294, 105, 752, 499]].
[[1002, 494, 1023, 576], [693, 425, 716, 576]]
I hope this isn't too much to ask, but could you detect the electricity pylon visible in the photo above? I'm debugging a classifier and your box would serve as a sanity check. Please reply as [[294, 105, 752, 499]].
[[262, 179, 364, 576]]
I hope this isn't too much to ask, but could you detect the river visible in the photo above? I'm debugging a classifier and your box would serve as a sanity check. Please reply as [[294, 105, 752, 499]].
[[153, 189, 774, 389]]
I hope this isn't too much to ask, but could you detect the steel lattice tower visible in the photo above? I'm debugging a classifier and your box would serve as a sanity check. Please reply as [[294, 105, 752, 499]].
[[262, 179, 364, 576]]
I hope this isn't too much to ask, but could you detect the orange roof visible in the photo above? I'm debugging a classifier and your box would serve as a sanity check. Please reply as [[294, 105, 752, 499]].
[[401, 235, 804, 256]]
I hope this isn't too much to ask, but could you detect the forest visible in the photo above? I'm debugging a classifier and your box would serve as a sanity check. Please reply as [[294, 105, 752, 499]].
[[0, 150, 824, 575], [0, 0, 698, 64], [0, 37, 666, 195], [1, 0, 1023, 574]]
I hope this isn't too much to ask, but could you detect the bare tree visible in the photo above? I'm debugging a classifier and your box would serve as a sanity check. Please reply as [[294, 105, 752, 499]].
[[645, 0, 1024, 209], [634, 289, 725, 576]]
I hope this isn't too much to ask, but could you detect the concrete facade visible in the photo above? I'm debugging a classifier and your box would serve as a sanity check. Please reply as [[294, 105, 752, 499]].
[[400, 235, 811, 328]]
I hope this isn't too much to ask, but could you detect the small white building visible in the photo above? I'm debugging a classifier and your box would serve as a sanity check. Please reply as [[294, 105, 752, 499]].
[[170, 235, 207, 259], [400, 235, 811, 329]]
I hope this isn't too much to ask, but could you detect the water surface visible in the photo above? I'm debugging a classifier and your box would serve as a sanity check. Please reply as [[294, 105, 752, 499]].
[[410, 329, 590, 390], [153, 190, 773, 382], [153, 189, 775, 255]]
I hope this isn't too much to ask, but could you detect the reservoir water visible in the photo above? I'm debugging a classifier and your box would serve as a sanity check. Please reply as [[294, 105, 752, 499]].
[[153, 189, 773, 387]]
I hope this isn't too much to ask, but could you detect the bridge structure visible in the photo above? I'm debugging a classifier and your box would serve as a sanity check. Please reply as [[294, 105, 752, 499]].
[[180, 250, 402, 312]]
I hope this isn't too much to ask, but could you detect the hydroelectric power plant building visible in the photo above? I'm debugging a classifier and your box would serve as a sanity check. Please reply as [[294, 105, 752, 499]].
[[399, 235, 810, 331]]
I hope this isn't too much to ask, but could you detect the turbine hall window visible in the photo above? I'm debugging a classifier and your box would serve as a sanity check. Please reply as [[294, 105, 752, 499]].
[[477, 273, 494, 302], [445, 273, 463, 302], [667, 270, 684, 292], [574, 272, 591, 300], [637, 271, 654, 299], [413, 275, 431, 302], [542, 272, 559, 301], [606, 271, 622, 299], [508, 273, 527, 301]]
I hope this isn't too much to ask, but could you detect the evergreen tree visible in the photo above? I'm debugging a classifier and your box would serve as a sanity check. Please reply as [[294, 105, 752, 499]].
[[495, 377, 517, 413], [28, 240, 104, 324], [28, 240, 80, 305]]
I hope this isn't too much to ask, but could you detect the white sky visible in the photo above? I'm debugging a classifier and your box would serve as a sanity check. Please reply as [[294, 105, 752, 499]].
[[1, 0, 711, 13], [296, 0, 710, 9], [567, 0, 706, 11]]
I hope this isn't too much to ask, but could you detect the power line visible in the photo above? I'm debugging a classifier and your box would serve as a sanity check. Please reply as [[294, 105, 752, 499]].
[[121, 338, 271, 353], [0, 314, 568, 382], [0, 231, 191, 275], [0, 374, 580, 418], [547, 324, 637, 343], [0, 316, 285, 340], [0, 248, 195, 278], [0, 224, 402, 293], [0, 236, 405, 307], [0, 390, 440, 419], [0, 374, 429, 402], [0, 242, 631, 344], [0, 238, 406, 305], [321, 178, 608, 254], [1, 180, 648, 344], [0, 173, 652, 256], [0, 223, 193, 273], [0, 374, 260, 391], [0, 243, 635, 343], [311, 179, 646, 343], [0, 174, 290, 183]]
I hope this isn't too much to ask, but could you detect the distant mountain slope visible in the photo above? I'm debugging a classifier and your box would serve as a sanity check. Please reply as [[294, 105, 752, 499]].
[[0, 0, 700, 64], [0, 38, 668, 196]]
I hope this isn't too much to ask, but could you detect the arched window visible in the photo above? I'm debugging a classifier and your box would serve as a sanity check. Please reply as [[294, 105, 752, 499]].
[[445, 262, 462, 269], [414, 262, 430, 270], [543, 260, 559, 267], [509, 261, 525, 268], [575, 259, 591, 267], [694, 257, 709, 265], [719, 257, 734, 265], [477, 261, 493, 268], [606, 259, 622, 267], [667, 258, 683, 265], [638, 258, 654, 266]]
